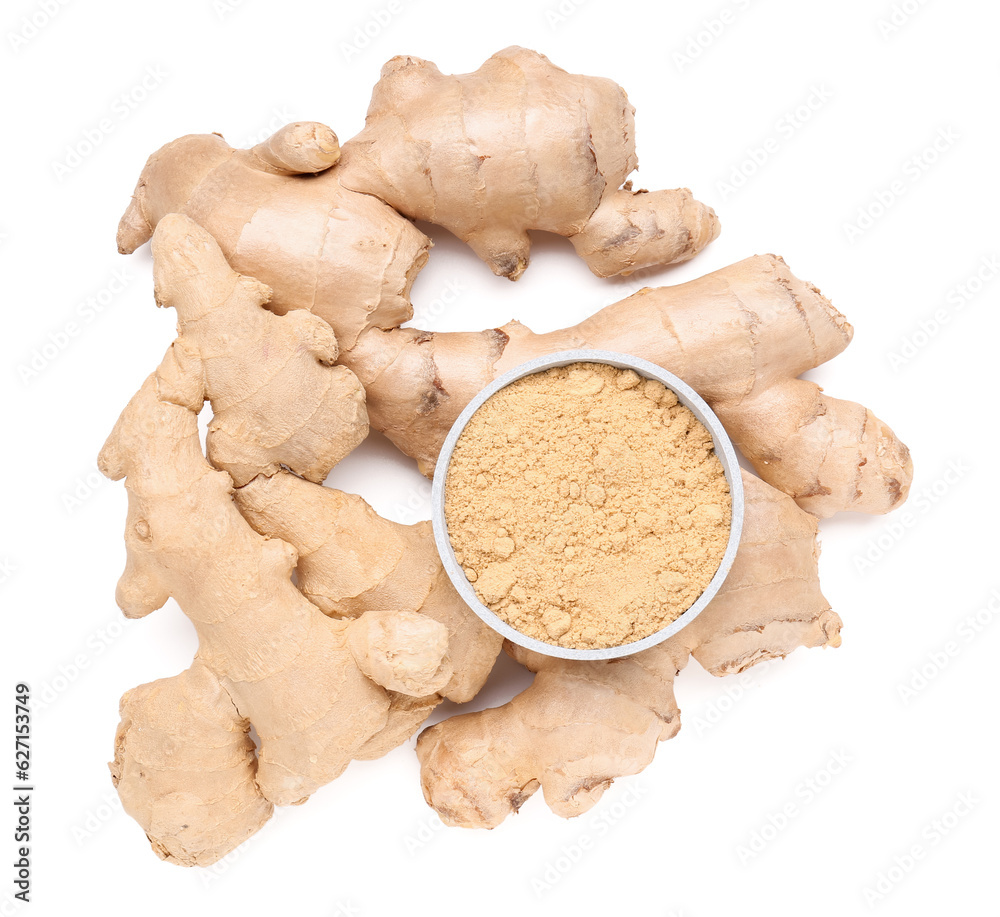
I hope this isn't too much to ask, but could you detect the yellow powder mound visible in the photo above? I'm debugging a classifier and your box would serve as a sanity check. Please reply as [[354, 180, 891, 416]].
[[445, 362, 731, 650]]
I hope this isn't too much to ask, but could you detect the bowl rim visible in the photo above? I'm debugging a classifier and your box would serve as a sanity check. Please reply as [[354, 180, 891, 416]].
[[431, 349, 745, 661]]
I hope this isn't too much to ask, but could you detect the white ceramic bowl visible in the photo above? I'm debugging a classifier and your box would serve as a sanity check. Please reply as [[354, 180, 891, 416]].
[[431, 350, 745, 661]]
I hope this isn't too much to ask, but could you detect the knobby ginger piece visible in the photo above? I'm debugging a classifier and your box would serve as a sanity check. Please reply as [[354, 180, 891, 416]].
[[117, 47, 718, 349], [117, 122, 429, 352], [150, 213, 368, 486], [339, 46, 719, 279], [100, 224, 506, 866], [417, 471, 842, 828], [102, 46, 915, 860], [116, 50, 909, 518], [234, 470, 504, 708], [346, 255, 912, 518], [100, 377, 453, 865]]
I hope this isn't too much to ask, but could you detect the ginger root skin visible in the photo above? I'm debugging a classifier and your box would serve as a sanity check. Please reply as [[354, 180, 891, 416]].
[[117, 48, 718, 349], [249, 120, 341, 175], [148, 215, 502, 708], [99, 226, 503, 866], [416, 471, 842, 829], [345, 254, 912, 518], [114, 50, 910, 518], [109, 663, 271, 868], [339, 46, 719, 279], [234, 470, 504, 706], [117, 127, 429, 352], [150, 213, 368, 486], [99, 376, 452, 864]]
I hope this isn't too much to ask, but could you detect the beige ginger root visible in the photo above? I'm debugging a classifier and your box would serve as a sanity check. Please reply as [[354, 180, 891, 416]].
[[233, 470, 504, 757], [117, 121, 429, 352], [151, 211, 502, 704], [100, 375, 454, 865], [233, 470, 503, 705], [338, 46, 720, 279], [112, 662, 271, 866], [416, 471, 842, 828], [101, 225, 507, 864], [101, 46, 916, 858], [117, 48, 718, 350], [345, 255, 912, 518], [115, 50, 909, 516], [150, 213, 368, 486]]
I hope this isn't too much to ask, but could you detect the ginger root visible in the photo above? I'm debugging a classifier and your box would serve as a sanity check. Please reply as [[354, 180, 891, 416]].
[[233, 470, 504, 759], [100, 46, 915, 861], [339, 46, 719, 279], [416, 471, 842, 828], [116, 49, 909, 517], [100, 226, 505, 865], [118, 47, 717, 351], [117, 122, 429, 352], [150, 213, 502, 705], [111, 662, 271, 867], [233, 470, 503, 705], [345, 255, 912, 518], [151, 213, 368, 486], [100, 375, 454, 864]]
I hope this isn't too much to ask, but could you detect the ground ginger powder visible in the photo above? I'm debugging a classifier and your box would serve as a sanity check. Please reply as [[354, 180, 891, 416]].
[[444, 362, 732, 650]]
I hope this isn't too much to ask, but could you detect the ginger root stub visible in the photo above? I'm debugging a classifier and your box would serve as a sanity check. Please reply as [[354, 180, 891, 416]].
[[444, 362, 732, 650]]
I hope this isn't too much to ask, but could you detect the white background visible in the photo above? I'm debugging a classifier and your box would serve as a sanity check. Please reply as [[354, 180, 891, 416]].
[[2, 0, 998, 914]]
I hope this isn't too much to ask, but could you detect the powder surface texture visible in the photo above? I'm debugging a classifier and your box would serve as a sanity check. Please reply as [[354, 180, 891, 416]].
[[444, 362, 732, 650]]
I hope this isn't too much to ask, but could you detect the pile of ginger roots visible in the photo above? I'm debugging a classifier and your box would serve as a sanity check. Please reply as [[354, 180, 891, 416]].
[[99, 47, 913, 866]]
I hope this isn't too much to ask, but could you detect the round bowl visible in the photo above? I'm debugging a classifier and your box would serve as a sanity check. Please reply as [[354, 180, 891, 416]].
[[431, 349, 744, 661]]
